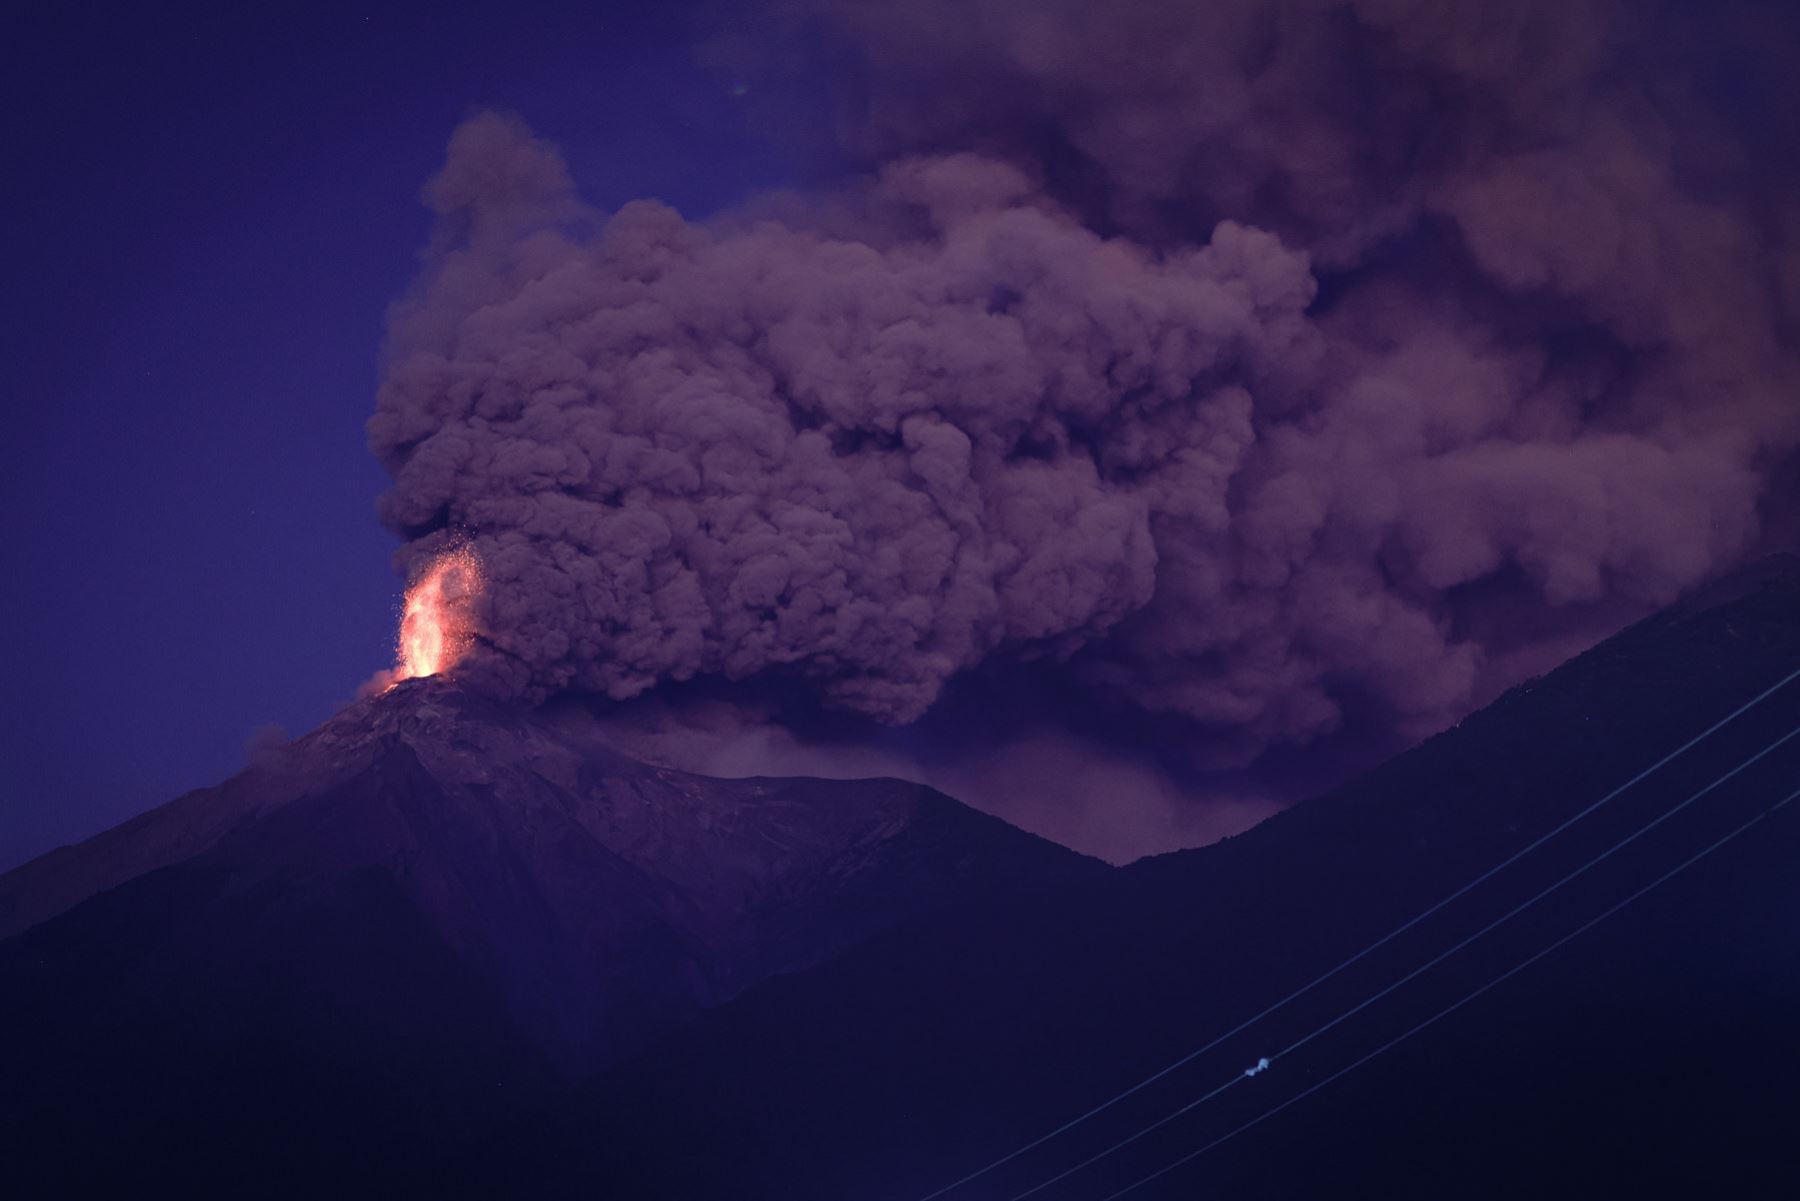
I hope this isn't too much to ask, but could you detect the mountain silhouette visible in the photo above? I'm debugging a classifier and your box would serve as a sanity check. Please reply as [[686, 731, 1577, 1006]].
[[4, 566, 1797, 1199], [0, 677, 1098, 1195]]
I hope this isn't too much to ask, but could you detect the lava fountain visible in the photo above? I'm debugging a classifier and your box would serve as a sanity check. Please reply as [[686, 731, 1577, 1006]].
[[394, 544, 485, 682]]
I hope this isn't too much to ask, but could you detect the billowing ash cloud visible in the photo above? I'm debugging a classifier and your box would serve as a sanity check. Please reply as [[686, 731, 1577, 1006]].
[[370, 0, 1799, 775]]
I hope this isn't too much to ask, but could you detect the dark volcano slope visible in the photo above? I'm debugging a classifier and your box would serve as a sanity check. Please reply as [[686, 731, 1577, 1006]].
[[0, 681, 1100, 1197], [525, 571, 1800, 1201]]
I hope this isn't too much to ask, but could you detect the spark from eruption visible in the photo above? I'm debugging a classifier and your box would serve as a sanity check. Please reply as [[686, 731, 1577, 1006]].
[[393, 545, 484, 683]]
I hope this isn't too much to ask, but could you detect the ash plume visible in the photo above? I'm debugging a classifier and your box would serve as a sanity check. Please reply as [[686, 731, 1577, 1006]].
[[369, 0, 1800, 789]]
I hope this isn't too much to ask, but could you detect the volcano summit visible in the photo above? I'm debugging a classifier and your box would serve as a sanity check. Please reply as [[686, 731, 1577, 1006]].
[[0, 676, 1098, 1193]]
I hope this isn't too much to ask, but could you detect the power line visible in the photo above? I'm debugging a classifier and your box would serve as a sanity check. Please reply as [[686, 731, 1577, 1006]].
[[913, 665, 1800, 1200], [1099, 784, 1800, 1201], [1010, 722, 1798, 1199]]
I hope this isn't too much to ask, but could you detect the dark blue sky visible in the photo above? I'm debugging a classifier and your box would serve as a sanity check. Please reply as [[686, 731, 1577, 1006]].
[[1, 1, 821, 869]]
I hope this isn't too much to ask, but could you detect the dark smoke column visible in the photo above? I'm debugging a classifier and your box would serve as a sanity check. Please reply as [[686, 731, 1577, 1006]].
[[371, 0, 1799, 772]]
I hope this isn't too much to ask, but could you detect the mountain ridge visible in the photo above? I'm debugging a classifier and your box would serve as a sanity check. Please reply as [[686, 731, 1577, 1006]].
[[512, 566, 1800, 1199], [0, 676, 1103, 1081], [6, 570, 1798, 1198]]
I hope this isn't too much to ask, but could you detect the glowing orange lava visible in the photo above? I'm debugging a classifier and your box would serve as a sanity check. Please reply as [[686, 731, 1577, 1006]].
[[394, 545, 484, 682]]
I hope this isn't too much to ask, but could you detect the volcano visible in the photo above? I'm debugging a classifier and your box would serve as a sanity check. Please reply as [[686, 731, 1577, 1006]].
[[0, 677, 1099, 1193], [4, 568, 1799, 1199]]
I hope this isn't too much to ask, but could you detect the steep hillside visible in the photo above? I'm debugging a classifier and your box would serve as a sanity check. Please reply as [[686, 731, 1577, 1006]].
[[526, 570, 1800, 1200], [0, 678, 1100, 1196]]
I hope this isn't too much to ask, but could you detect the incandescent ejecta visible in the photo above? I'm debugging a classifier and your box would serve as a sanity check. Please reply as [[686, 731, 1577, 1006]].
[[389, 543, 485, 687]]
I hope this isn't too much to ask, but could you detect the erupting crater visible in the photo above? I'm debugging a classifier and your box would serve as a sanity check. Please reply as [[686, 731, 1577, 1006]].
[[394, 544, 484, 683]]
